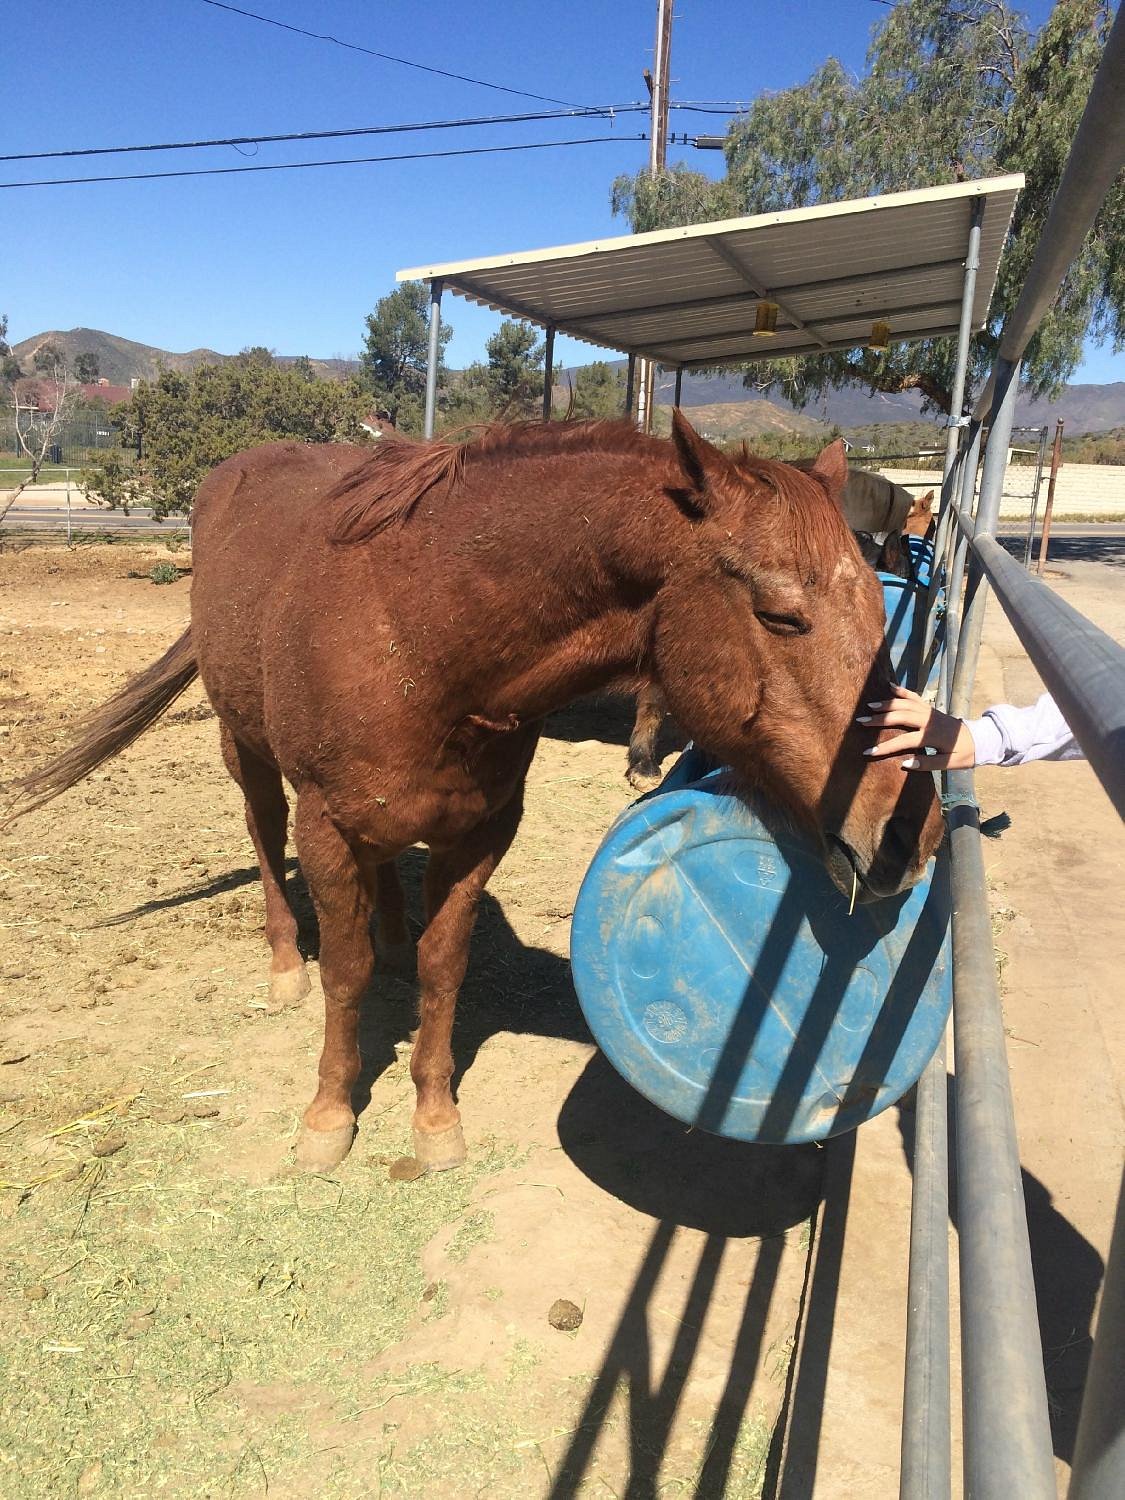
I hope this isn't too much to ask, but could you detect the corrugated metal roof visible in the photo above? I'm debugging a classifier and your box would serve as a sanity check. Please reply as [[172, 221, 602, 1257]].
[[397, 175, 1023, 367]]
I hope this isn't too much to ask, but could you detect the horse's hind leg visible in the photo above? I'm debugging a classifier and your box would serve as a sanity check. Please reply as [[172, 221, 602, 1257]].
[[374, 859, 415, 977], [626, 683, 668, 790], [219, 725, 310, 1011], [292, 783, 375, 1171]]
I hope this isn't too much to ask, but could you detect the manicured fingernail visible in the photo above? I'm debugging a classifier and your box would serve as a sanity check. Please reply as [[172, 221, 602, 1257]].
[[863, 747, 877, 756], [867, 701, 884, 709], [901, 756, 919, 769], [856, 715, 873, 723]]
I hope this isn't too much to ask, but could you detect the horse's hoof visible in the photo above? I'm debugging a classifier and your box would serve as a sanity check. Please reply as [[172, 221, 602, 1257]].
[[412, 1122, 466, 1173], [626, 765, 662, 792], [293, 1122, 355, 1173], [268, 965, 311, 1012], [379, 938, 416, 979]]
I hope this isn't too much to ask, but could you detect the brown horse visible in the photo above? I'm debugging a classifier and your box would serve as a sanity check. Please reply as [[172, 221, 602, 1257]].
[[17, 413, 941, 1175]]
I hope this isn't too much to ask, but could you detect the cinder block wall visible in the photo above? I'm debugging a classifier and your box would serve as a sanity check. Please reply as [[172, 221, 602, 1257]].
[[880, 463, 1125, 519]]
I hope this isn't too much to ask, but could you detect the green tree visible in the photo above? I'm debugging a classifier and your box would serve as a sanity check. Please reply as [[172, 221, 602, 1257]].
[[82, 361, 373, 519], [1, 315, 22, 385], [290, 355, 316, 382], [73, 351, 100, 383], [361, 281, 451, 433], [485, 319, 544, 415], [237, 345, 276, 368], [570, 360, 627, 419], [610, 0, 1122, 414], [441, 361, 497, 430], [32, 340, 66, 378]]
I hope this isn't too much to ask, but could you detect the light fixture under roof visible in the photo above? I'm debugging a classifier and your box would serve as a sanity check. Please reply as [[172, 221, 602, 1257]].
[[754, 300, 780, 336]]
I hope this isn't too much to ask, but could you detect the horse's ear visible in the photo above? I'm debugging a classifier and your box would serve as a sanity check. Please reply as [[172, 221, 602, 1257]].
[[807, 438, 849, 506], [670, 408, 734, 510], [918, 489, 935, 511]]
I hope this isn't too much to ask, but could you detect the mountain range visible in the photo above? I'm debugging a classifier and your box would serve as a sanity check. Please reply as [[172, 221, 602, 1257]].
[[13, 327, 1125, 435]]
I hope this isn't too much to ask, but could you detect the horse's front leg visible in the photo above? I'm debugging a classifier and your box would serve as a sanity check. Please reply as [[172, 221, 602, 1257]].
[[292, 784, 376, 1172], [626, 682, 668, 790], [410, 787, 526, 1171]]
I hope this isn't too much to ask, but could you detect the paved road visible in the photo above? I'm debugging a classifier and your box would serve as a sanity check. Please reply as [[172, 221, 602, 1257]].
[[2, 505, 176, 534], [997, 523, 1125, 566]]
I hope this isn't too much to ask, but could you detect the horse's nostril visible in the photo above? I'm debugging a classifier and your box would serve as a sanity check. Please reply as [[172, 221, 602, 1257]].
[[873, 814, 924, 890]]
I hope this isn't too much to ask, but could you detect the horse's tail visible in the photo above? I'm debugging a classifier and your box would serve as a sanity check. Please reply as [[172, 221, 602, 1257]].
[[11, 627, 199, 818]]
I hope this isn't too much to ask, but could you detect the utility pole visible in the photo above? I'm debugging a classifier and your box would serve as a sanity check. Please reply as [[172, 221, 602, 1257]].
[[636, 0, 673, 433]]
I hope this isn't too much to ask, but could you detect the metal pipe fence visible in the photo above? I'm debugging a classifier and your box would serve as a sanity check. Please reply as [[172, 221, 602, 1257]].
[[906, 10, 1125, 1497]]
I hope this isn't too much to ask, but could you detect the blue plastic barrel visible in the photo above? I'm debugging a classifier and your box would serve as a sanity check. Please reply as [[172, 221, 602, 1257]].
[[570, 567, 951, 1146], [881, 535, 941, 690]]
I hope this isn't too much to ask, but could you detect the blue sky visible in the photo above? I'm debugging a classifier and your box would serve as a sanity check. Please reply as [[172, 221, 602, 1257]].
[[4, 0, 1120, 383]]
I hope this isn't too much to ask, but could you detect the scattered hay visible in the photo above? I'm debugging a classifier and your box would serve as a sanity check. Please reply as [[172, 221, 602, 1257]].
[[0, 1070, 521, 1498]]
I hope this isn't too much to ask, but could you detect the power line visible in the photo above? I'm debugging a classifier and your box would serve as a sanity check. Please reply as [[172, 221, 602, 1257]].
[[0, 104, 644, 165], [0, 102, 744, 170], [0, 133, 648, 191], [197, 0, 585, 108], [669, 102, 751, 116]]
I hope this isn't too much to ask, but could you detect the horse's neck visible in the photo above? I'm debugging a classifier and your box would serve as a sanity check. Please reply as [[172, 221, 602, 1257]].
[[431, 457, 669, 719]]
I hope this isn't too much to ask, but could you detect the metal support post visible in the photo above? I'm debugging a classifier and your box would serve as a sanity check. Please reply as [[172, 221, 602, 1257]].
[[673, 366, 683, 408], [929, 197, 983, 583], [926, 421, 981, 691], [636, 359, 651, 432], [542, 326, 555, 422], [947, 772, 1057, 1500], [937, 424, 982, 707], [899, 1035, 951, 1500], [1036, 420, 1065, 576], [940, 200, 985, 492], [1069, 1164, 1125, 1500], [923, 197, 985, 690], [949, 357, 1021, 718], [423, 279, 443, 441], [898, 218, 988, 1500], [624, 354, 637, 420]]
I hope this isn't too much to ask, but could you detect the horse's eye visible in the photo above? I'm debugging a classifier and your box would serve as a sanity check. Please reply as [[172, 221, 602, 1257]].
[[756, 610, 809, 637]]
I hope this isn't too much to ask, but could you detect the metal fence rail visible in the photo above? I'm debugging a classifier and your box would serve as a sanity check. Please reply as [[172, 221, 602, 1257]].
[[902, 9, 1125, 1498]]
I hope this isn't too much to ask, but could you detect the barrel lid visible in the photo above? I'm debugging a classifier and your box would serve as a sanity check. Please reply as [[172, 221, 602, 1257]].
[[571, 770, 951, 1144]]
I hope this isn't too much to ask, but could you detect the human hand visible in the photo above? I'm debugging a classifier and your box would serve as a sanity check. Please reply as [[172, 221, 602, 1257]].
[[857, 684, 977, 771]]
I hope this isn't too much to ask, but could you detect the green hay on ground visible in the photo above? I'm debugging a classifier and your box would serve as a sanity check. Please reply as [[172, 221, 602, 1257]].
[[0, 1087, 520, 1498]]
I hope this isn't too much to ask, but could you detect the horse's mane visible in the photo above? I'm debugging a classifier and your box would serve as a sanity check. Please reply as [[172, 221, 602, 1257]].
[[727, 444, 854, 573], [328, 422, 850, 577], [329, 420, 658, 544]]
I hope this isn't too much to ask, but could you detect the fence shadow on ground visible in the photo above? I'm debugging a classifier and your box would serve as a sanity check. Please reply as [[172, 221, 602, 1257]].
[[896, 1077, 1103, 1467]]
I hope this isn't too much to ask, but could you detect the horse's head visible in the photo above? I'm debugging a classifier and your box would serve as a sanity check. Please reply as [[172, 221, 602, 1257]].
[[652, 411, 943, 901], [904, 489, 936, 537]]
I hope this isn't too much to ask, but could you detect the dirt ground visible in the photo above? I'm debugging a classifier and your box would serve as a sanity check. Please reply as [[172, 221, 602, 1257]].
[[0, 543, 819, 1499], [2, 540, 1120, 1500]]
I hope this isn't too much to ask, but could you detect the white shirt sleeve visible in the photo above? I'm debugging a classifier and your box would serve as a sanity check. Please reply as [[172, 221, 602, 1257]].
[[965, 692, 1083, 767]]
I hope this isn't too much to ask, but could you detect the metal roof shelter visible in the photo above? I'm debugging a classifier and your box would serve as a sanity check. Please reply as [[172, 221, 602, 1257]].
[[398, 174, 1023, 436]]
